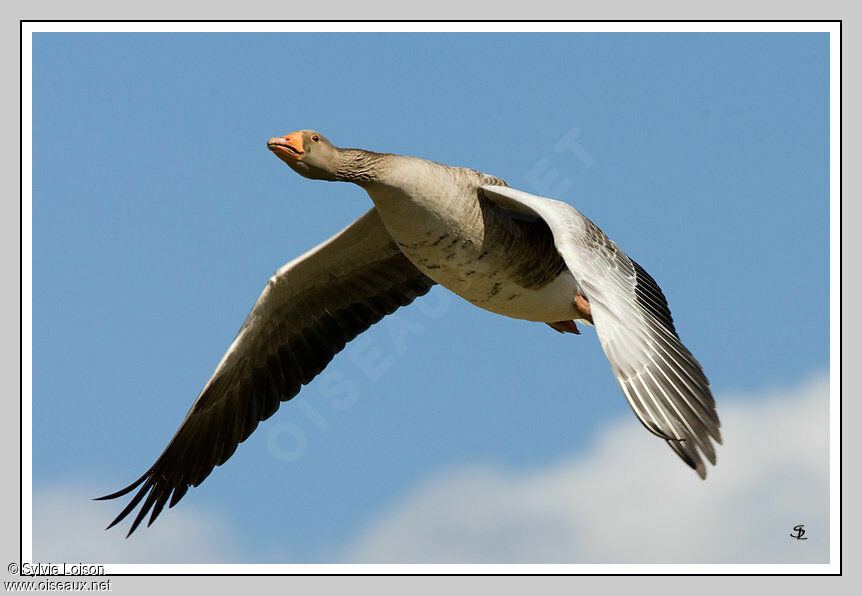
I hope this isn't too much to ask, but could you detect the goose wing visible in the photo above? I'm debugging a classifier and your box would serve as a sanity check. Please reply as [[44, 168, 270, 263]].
[[480, 185, 721, 477], [99, 207, 435, 535]]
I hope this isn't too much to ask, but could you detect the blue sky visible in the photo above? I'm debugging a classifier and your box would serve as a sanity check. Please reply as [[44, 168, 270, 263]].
[[31, 32, 829, 563]]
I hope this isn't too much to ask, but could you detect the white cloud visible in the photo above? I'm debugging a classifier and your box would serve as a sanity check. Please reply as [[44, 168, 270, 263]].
[[345, 373, 830, 564], [32, 485, 246, 563], [32, 375, 830, 566]]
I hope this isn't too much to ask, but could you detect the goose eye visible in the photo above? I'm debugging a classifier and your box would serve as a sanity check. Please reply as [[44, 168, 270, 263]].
[[311, 135, 319, 142]]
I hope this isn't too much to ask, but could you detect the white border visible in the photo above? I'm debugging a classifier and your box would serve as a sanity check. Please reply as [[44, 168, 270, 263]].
[[827, 17, 841, 572], [21, 20, 841, 576], [21, 21, 33, 569], [24, 21, 839, 33]]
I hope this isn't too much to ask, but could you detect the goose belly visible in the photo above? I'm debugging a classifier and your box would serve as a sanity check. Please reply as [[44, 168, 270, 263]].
[[398, 238, 581, 323], [364, 174, 581, 323]]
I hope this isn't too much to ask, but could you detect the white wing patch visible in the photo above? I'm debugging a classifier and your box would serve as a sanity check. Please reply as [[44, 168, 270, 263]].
[[480, 185, 721, 478]]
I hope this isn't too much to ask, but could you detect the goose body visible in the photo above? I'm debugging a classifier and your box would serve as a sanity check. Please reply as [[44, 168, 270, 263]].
[[363, 156, 582, 323], [100, 130, 721, 536]]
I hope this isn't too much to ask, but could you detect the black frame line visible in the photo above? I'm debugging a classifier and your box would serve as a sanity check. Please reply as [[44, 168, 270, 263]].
[[18, 18, 842, 578]]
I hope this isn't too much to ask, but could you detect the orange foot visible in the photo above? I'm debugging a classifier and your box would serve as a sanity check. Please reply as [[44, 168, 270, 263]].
[[575, 294, 592, 323], [546, 320, 580, 334]]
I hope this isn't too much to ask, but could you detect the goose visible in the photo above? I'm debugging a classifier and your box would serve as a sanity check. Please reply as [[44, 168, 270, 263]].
[[99, 130, 721, 536]]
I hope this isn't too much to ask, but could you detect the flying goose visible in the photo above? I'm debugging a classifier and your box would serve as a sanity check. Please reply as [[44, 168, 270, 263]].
[[100, 130, 721, 536]]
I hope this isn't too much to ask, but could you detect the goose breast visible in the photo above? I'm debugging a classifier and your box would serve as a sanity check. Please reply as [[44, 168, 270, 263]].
[[364, 161, 582, 323]]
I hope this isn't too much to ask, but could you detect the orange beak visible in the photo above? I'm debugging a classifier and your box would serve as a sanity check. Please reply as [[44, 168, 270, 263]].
[[267, 131, 304, 161]]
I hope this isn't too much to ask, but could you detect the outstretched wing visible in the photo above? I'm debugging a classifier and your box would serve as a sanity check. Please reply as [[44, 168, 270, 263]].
[[98, 207, 435, 535], [480, 185, 721, 477]]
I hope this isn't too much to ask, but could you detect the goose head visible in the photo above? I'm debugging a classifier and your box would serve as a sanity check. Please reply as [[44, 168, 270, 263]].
[[267, 130, 343, 181]]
